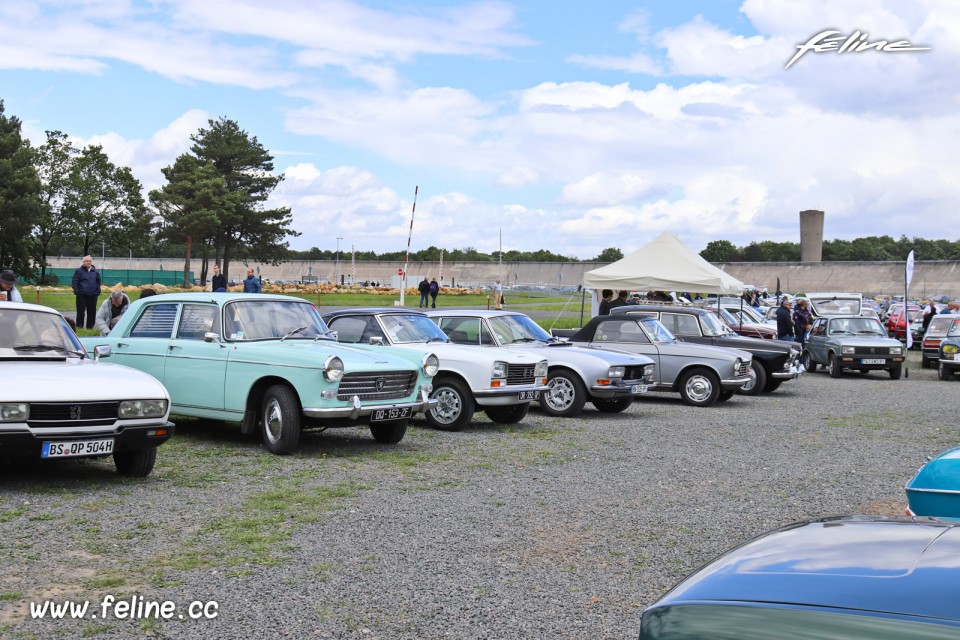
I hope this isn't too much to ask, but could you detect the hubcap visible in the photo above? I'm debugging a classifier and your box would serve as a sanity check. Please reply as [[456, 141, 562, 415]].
[[740, 367, 757, 392], [684, 375, 713, 403], [431, 388, 462, 424], [264, 398, 283, 443], [546, 377, 575, 410]]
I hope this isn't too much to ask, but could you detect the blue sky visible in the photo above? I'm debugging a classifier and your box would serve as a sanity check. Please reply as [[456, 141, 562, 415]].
[[1, 0, 956, 259]]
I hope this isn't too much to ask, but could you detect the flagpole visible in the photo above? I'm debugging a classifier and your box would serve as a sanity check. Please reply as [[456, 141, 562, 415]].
[[399, 186, 418, 306], [904, 249, 915, 379]]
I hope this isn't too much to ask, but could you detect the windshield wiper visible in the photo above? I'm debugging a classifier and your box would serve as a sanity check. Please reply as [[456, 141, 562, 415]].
[[280, 326, 308, 341], [426, 337, 449, 343], [13, 344, 84, 357], [512, 337, 541, 343]]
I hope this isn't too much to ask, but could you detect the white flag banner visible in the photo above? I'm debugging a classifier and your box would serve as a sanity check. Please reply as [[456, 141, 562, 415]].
[[905, 250, 915, 349]]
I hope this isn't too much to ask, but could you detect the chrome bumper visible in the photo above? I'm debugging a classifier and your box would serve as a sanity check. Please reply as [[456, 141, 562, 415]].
[[475, 383, 550, 406], [772, 362, 806, 380], [720, 375, 752, 388], [303, 387, 437, 421], [591, 380, 650, 398]]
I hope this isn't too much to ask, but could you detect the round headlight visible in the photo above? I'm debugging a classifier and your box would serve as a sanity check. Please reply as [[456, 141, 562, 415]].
[[422, 353, 440, 377], [644, 364, 655, 377], [943, 344, 958, 355], [734, 358, 742, 370], [323, 355, 344, 382]]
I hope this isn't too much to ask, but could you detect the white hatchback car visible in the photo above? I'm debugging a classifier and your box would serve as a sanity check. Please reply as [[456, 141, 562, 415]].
[[0, 302, 173, 476]]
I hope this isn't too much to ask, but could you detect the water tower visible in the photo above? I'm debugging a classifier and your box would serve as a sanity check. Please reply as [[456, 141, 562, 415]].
[[800, 209, 824, 262]]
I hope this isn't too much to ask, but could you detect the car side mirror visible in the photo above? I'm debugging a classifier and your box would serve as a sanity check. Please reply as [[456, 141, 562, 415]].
[[204, 332, 221, 343], [93, 345, 111, 360], [368, 336, 385, 346]]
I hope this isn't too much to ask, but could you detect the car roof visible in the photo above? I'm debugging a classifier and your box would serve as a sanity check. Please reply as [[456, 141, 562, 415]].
[[613, 305, 703, 315], [0, 301, 62, 316], [651, 516, 960, 622], [323, 308, 427, 319], [423, 309, 524, 318], [136, 292, 308, 303]]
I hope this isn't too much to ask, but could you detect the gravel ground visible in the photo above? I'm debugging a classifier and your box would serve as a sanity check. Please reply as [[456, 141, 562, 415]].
[[1, 352, 956, 640]]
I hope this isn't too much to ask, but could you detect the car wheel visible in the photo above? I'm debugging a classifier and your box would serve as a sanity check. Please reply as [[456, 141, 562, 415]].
[[717, 389, 736, 402], [802, 350, 817, 373], [425, 378, 475, 431], [828, 353, 842, 378], [678, 368, 721, 407], [113, 448, 157, 477], [939, 362, 950, 381], [921, 356, 930, 369], [485, 403, 530, 424], [738, 360, 767, 396], [763, 378, 784, 392], [888, 364, 902, 380], [591, 397, 633, 413], [370, 419, 408, 444], [541, 369, 587, 417], [261, 385, 302, 455]]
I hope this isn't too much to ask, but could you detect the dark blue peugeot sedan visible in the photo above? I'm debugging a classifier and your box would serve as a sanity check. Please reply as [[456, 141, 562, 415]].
[[640, 516, 960, 639]]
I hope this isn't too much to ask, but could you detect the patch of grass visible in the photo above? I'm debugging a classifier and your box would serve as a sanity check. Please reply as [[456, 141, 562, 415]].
[[359, 450, 454, 468], [0, 591, 24, 601], [27, 514, 57, 522], [0, 507, 28, 523], [84, 572, 129, 589], [82, 623, 115, 637]]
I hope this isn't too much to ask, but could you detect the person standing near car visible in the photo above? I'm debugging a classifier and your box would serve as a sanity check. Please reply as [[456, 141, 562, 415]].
[[429, 277, 440, 308], [418, 277, 430, 308], [243, 268, 261, 294], [71, 255, 101, 329], [792, 299, 813, 345], [776, 298, 795, 341], [493, 278, 503, 310], [0, 270, 23, 302], [211, 264, 227, 292], [598, 289, 614, 315]]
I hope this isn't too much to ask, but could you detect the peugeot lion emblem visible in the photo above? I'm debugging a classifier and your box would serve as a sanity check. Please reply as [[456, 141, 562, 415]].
[[375, 378, 386, 392], [70, 405, 82, 420]]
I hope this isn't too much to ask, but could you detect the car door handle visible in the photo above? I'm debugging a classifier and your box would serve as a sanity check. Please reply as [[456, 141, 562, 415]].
[[116, 342, 128, 347], [168, 345, 181, 351]]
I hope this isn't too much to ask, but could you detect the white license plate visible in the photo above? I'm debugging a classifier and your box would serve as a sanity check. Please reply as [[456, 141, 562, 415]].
[[370, 407, 412, 422], [41, 438, 114, 459], [518, 390, 540, 400], [954, 354, 960, 362], [861, 358, 885, 365], [631, 384, 649, 394]]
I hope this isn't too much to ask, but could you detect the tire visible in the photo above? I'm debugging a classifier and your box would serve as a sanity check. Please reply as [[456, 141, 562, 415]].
[[939, 362, 950, 381], [802, 350, 817, 373], [425, 378, 475, 431], [717, 389, 736, 402], [113, 448, 157, 477], [738, 360, 767, 396], [828, 353, 842, 378], [541, 369, 587, 417], [888, 364, 902, 380], [261, 385, 302, 455], [921, 356, 930, 369], [370, 419, 408, 444], [485, 403, 530, 424], [678, 368, 721, 407], [591, 397, 633, 413], [763, 378, 783, 392]]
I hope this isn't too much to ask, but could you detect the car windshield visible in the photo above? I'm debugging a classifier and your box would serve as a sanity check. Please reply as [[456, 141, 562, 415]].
[[700, 312, 734, 337], [223, 300, 332, 341], [0, 308, 84, 357], [828, 318, 886, 335], [638, 317, 676, 343], [811, 297, 862, 316], [717, 308, 740, 327], [488, 314, 552, 345], [735, 306, 765, 323], [379, 314, 449, 344], [926, 316, 954, 333]]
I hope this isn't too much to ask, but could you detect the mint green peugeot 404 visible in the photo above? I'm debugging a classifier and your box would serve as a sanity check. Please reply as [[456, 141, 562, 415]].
[[81, 293, 438, 454]]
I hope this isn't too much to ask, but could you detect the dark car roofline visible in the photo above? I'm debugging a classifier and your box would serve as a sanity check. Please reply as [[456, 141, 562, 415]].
[[322, 308, 429, 318]]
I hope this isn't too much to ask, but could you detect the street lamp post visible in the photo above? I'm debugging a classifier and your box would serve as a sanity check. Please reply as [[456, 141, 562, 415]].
[[336, 237, 343, 285]]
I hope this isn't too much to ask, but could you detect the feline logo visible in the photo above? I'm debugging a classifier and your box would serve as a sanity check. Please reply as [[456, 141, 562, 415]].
[[786, 30, 930, 69]]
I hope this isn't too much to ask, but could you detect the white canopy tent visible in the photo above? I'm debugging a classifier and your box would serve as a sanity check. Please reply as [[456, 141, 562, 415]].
[[581, 232, 745, 314]]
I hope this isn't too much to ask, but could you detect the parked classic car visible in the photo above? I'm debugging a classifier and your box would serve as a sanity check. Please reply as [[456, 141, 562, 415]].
[[612, 305, 802, 395], [80, 293, 438, 454], [803, 315, 905, 379], [563, 314, 753, 407], [322, 309, 548, 430], [938, 317, 960, 381], [715, 307, 778, 339], [639, 516, 960, 639], [424, 310, 655, 417], [1, 302, 173, 476], [906, 445, 960, 519], [921, 315, 957, 369], [887, 303, 922, 342]]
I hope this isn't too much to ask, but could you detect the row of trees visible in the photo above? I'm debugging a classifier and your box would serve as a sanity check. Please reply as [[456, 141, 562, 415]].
[[700, 236, 960, 263], [286, 246, 625, 263]]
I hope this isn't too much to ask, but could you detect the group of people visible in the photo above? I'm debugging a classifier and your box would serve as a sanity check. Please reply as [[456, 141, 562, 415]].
[[418, 277, 441, 308], [775, 298, 814, 344], [598, 289, 674, 315]]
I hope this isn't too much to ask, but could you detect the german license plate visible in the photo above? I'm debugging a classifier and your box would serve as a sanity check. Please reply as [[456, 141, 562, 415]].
[[631, 384, 649, 394], [370, 407, 412, 422], [861, 358, 885, 365], [518, 390, 540, 400], [41, 438, 114, 459]]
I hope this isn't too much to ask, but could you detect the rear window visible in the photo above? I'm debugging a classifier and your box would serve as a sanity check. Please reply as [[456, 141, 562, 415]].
[[129, 304, 178, 338]]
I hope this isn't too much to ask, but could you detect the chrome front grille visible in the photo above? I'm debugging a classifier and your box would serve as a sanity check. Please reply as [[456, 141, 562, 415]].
[[852, 346, 894, 356], [624, 366, 649, 382], [337, 371, 417, 401], [736, 361, 751, 376], [506, 364, 538, 386], [27, 402, 120, 428]]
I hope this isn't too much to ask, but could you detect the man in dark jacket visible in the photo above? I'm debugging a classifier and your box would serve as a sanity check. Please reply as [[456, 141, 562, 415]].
[[211, 264, 227, 292], [418, 277, 430, 308], [243, 268, 261, 294], [776, 299, 795, 340], [71, 255, 101, 329]]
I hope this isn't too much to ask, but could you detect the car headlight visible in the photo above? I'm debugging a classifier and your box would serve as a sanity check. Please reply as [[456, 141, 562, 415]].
[[608, 366, 625, 379], [943, 344, 958, 355], [119, 399, 168, 419], [0, 403, 29, 422], [842, 346, 855, 354], [323, 355, 344, 382], [535, 360, 548, 378], [734, 358, 742, 371], [889, 346, 903, 355], [643, 364, 655, 377], [492, 361, 508, 379], [422, 353, 440, 377]]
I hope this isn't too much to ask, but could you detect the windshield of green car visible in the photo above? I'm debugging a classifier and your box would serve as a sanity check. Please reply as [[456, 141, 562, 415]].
[[0, 308, 84, 357], [223, 300, 333, 341], [379, 314, 450, 344], [638, 317, 676, 343], [700, 312, 735, 337], [488, 314, 552, 345], [828, 318, 886, 335]]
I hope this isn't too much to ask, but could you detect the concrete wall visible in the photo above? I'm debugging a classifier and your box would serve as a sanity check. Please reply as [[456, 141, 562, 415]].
[[44, 257, 960, 297], [799, 209, 824, 262]]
